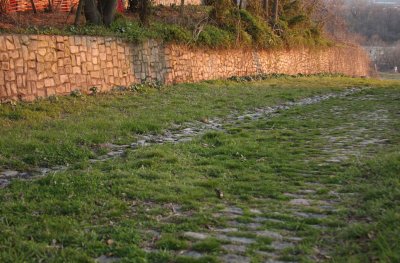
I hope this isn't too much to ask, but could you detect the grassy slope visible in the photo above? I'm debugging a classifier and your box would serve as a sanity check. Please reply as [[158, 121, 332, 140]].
[[0, 77, 399, 262], [0, 76, 385, 170]]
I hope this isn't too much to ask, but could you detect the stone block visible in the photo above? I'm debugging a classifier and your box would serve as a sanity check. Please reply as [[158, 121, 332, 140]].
[[65, 65, 72, 74], [1, 62, 9, 70], [92, 49, 99, 56], [44, 78, 55, 87], [46, 88, 56, 96], [51, 63, 58, 74], [0, 37, 6, 52], [15, 67, 24, 74], [81, 52, 87, 62], [27, 69, 37, 81], [60, 74, 69, 83], [44, 52, 54, 62], [6, 38, 14, 50], [38, 40, 48, 48], [16, 75, 24, 87], [86, 62, 94, 71], [56, 36, 64, 43], [0, 71, 4, 85], [99, 44, 106, 53], [58, 59, 64, 67], [72, 67, 81, 74], [10, 50, 19, 59], [100, 53, 107, 61], [29, 52, 36, 60], [37, 63, 45, 73], [71, 56, 77, 66], [13, 36, 21, 49], [70, 46, 79, 54], [37, 88, 46, 98], [74, 36, 81, 45], [113, 56, 118, 65], [0, 52, 8, 61], [38, 72, 47, 80], [90, 71, 100, 78], [15, 58, 24, 67], [5, 71, 16, 81], [10, 82, 17, 95], [56, 85, 65, 94]]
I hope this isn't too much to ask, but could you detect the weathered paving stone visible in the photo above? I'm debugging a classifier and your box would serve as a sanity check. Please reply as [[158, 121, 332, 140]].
[[0, 179, 10, 189], [222, 207, 243, 215], [249, 208, 262, 214], [265, 260, 297, 263], [257, 251, 278, 258], [298, 189, 316, 194], [255, 230, 283, 240], [220, 254, 251, 263], [242, 222, 263, 230], [107, 151, 124, 157], [285, 236, 303, 242], [221, 244, 247, 253], [284, 193, 304, 198], [228, 220, 262, 229], [253, 217, 285, 224], [143, 229, 161, 238], [293, 212, 327, 219], [180, 251, 203, 258], [215, 228, 238, 233], [95, 255, 120, 263], [289, 199, 311, 206], [318, 205, 335, 210], [271, 241, 294, 250], [216, 234, 255, 244], [253, 217, 268, 222], [183, 232, 209, 240], [0, 170, 19, 178]]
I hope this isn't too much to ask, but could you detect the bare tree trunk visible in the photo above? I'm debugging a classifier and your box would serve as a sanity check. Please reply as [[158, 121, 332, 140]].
[[98, 0, 117, 26], [128, 0, 139, 12], [74, 0, 84, 26], [180, 0, 184, 16], [139, 0, 149, 26], [29, 0, 37, 13], [47, 0, 53, 12], [263, 0, 268, 18], [84, 0, 102, 25], [273, 0, 278, 22]]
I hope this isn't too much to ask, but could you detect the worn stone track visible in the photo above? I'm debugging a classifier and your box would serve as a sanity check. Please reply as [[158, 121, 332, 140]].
[[2, 86, 396, 263], [0, 87, 363, 189]]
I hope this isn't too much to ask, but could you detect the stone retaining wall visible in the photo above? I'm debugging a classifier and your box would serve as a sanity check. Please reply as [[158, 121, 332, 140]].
[[0, 34, 371, 101]]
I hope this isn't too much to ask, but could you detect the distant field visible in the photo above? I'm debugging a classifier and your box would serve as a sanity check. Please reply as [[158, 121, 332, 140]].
[[379, 72, 400, 80]]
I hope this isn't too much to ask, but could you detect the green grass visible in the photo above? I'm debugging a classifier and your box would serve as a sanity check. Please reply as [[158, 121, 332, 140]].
[[379, 72, 400, 80], [0, 76, 387, 170], [333, 152, 400, 262], [0, 77, 399, 262]]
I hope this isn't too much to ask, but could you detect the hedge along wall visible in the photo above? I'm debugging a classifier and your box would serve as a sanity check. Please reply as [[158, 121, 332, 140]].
[[0, 34, 371, 101]]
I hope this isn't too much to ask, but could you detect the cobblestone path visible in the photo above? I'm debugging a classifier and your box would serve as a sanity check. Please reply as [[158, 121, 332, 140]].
[[1, 86, 399, 263]]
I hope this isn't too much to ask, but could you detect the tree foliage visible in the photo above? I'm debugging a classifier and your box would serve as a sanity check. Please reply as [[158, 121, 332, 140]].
[[344, 2, 400, 44], [70, 0, 332, 48]]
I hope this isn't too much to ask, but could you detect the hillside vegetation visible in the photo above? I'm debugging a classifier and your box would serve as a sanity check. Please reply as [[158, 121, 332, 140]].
[[1, 0, 330, 49]]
